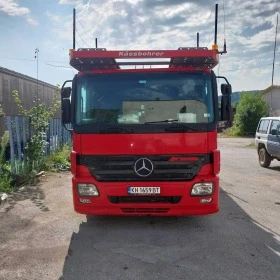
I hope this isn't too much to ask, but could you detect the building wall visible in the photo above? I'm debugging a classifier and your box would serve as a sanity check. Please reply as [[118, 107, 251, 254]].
[[263, 88, 280, 116], [0, 67, 61, 137]]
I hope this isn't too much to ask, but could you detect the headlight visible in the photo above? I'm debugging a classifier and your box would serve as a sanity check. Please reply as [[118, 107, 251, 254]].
[[191, 182, 213, 196], [77, 183, 99, 196]]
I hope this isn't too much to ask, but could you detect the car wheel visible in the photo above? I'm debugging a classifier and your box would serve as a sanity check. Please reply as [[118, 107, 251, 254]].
[[258, 147, 272, 168]]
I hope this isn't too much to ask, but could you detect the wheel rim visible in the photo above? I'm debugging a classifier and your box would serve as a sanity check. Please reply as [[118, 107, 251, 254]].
[[259, 149, 265, 164]]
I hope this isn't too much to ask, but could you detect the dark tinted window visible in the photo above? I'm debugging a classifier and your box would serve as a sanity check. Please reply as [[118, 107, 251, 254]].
[[269, 120, 280, 134], [258, 119, 270, 134]]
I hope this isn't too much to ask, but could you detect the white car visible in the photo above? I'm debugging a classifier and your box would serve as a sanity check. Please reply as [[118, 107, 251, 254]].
[[255, 117, 280, 167]]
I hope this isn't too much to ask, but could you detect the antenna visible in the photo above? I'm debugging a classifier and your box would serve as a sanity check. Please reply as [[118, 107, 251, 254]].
[[73, 8, 76, 50], [212, 3, 227, 54], [272, 14, 278, 86], [95, 38, 98, 48], [214, 4, 218, 46], [197, 32, 199, 48], [221, 0, 227, 54]]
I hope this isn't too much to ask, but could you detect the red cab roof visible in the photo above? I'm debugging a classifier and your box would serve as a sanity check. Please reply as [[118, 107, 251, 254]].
[[69, 47, 219, 72]]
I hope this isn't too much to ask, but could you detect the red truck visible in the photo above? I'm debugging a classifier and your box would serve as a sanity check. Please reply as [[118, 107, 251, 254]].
[[61, 45, 232, 216]]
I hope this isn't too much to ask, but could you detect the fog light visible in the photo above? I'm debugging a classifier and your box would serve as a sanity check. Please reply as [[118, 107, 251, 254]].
[[200, 198, 213, 204], [191, 182, 213, 196], [79, 198, 91, 204], [77, 183, 99, 196]]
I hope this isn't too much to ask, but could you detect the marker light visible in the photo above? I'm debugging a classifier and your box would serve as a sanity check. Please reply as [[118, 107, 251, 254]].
[[191, 182, 213, 196], [79, 198, 91, 204], [212, 44, 219, 51], [77, 183, 99, 196], [200, 198, 213, 204]]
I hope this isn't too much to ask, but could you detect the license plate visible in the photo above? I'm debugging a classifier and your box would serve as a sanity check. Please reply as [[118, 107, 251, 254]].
[[128, 187, 161, 195]]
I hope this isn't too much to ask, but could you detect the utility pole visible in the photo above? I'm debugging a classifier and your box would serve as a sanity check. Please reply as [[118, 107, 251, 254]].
[[272, 14, 278, 86], [34, 48, 39, 100], [34, 48, 39, 121], [270, 14, 278, 116]]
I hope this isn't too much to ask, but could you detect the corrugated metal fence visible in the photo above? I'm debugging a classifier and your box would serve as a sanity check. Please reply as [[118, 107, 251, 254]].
[[5, 116, 71, 174]]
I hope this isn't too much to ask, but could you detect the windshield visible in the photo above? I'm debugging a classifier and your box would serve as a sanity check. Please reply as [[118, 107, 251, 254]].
[[75, 71, 215, 130]]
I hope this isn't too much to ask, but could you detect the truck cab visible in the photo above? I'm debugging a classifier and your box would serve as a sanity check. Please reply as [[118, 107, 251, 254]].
[[61, 47, 232, 216]]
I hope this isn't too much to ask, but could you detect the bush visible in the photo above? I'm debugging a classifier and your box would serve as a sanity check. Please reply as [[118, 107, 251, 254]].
[[232, 92, 268, 136], [0, 131, 13, 193], [40, 145, 71, 172], [0, 173, 13, 193]]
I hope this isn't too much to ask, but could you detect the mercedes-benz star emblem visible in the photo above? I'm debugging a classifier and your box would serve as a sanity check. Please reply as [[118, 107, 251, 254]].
[[134, 158, 154, 177]]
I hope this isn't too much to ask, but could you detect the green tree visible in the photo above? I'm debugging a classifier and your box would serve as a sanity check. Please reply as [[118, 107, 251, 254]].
[[233, 92, 268, 136], [12, 87, 61, 173]]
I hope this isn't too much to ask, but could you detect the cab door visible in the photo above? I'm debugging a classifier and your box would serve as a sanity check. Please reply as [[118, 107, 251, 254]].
[[267, 120, 280, 157]]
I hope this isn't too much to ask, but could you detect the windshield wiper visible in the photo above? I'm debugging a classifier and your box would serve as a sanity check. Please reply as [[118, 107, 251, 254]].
[[145, 119, 178, 124], [164, 124, 200, 132], [100, 127, 134, 134]]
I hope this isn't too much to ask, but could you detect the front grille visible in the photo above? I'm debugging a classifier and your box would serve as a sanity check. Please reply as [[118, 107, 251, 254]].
[[77, 154, 211, 182], [108, 196, 182, 204], [121, 208, 170, 214]]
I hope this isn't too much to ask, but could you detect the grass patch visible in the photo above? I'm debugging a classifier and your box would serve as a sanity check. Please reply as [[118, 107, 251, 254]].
[[40, 145, 71, 172], [218, 127, 238, 138]]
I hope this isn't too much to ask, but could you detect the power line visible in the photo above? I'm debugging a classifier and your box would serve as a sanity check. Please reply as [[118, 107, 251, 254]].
[[45, 63, 72, 68], [201, 11, 213, 25], [76, 29, 90, 47], [77, 18, 95, 42], [0, 56, 67, 63], [220, 62, 280, 72], [76, 40, 82, 48], [0, 57, 35, 62], [223, 0, 226, 40]]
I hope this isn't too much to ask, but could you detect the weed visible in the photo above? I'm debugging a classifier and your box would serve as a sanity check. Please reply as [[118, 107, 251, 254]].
[[40, 145, 71, 172], [0, 174, 13, 193], [0, 131, 14, 193]]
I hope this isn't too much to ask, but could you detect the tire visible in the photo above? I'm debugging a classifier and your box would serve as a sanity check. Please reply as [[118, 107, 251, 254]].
[[258, 147, 272, 168]]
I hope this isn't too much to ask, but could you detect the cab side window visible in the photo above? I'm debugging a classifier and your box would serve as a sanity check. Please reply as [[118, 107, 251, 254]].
[[258, 119, 270, 134], [269, 120, 280, 135]]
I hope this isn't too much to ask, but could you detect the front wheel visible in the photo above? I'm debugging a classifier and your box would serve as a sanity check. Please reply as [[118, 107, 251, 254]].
[[258, 147, 272, 168]]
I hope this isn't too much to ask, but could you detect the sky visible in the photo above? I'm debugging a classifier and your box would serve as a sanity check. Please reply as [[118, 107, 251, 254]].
[[0, 0, 279, 92]]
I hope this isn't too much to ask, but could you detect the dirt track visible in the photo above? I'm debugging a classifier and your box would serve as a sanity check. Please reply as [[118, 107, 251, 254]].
[[0, 172, 80, 280]]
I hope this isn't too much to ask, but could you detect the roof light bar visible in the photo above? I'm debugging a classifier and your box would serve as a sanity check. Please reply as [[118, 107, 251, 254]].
[[69, 47, 219, 72]]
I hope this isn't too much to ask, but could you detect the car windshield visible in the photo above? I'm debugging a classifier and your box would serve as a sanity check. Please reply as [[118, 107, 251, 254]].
[[75, 71, 215, 127]]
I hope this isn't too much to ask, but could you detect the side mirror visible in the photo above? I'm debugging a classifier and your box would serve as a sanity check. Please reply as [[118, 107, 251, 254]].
[[221, 84, 232, 96], [61, 87, 71, 99], [61, 87, 71, 124], [62, 99, 71, 124], [220, 83, 232, 124]]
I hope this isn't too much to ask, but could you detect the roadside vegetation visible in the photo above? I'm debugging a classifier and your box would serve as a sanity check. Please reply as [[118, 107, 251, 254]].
[[40, 145, 71, 172], [0, 140, 71, 194], [0, 88, 71, 194], [0, 131, 12, 193], [221, 92, 269, 137], [12, 89, 61, 173]]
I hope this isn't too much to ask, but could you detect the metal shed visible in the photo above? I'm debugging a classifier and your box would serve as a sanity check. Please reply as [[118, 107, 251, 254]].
[[0, 66, 60, 137]]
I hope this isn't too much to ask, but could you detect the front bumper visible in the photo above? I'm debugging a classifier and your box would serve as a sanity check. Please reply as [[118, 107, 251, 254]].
[[72, 176, 219, 216]]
